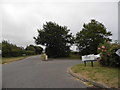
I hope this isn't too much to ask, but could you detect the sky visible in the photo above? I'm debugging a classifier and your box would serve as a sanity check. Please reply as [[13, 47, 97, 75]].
[[1, 0, 119, 51]]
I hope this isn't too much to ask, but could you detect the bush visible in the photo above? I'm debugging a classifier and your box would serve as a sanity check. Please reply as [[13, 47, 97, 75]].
[[2, 40, 42, 57], [2, 41, 25, 57], [25, 45, 43, 55], [97, 41, 120, 67], [70, 51, 79, 55], [25, 51, 35, 55], [11, 50, 22, 57]]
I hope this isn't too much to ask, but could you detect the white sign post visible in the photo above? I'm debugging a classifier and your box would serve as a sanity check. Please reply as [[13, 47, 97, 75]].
[[82, 54, 100, 67]]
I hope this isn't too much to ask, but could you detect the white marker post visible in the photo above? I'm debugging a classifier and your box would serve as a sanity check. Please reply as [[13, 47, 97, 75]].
[[116, 49, 120, 56]]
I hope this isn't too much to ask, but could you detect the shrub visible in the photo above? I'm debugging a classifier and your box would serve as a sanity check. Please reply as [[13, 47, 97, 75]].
[[97, 41, 120, 67], [25, 51, 35, 55], [2, 41, 24, 57], [2, 40, 41, 57]]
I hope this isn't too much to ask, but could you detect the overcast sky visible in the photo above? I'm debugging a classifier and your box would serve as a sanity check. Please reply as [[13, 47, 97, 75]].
[[1, 0, 119, 51]]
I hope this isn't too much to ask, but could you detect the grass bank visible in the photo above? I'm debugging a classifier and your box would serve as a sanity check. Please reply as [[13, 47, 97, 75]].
[[2, 56, 28, 64], [56, 54, 81, 60], [71, 62, 119, 88], [69, 54, 81, 59]]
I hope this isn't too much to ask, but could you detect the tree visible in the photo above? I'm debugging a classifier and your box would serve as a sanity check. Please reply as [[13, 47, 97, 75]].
[[2, 40, 24, 57], [26, 45, 36, 52], [2, 40, 12, 57], [25, 45, 43, 55], [76, 19, 112, 55], [25, 45, 36, 55], [34, 46, 43, 54], [34, 21, 74, 58]]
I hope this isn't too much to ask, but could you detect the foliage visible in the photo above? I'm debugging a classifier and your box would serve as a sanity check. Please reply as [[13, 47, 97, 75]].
[[26, 45, 36, 52], [71, 62, 119, 88], [0, 43, 1, 50], [33, 46, 43, 54], [25, 45, 43, 55], [34, 21, 74, 58], [69, 54, 81, 59], [97, 41, 120, 67], [76, 19, 112, 55], [2, 40, 24, 57], [2, 56, 27, 64], [2, 40, 43, 57]]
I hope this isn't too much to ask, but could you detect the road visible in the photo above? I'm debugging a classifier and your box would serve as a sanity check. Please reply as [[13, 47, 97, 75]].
[[3, 55, 88, 88]]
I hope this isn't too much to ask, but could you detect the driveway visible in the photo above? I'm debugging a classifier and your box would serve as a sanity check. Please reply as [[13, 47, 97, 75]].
[[2, 55, 88, 88]]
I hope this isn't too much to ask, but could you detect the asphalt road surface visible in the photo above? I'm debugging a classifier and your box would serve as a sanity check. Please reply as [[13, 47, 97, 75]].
[[3, 55, 88, 88]]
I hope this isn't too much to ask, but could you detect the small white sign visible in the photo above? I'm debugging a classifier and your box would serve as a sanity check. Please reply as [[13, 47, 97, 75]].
[[82, 54, 100, 61], [116, 49, 120, 56]]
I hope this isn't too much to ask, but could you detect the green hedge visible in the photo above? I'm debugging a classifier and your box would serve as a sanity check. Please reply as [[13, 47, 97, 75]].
[[25, 51, 35, 55], [2, 41, 41, 57]]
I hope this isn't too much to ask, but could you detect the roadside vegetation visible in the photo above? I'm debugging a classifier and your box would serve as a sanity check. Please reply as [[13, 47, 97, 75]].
[[68, 52, 81, 59], [34, 21, 74, 58], [97, 41, 120, 67], [71, 62, 119, 88], [70, 20, 119, 88], [1, 40, 43, 64], [69, 54, 80, 59], [2, 40, 43, 57], [71, 39, 120, 88], [2, 19, 119, 88], [2, 56, 27, 64]]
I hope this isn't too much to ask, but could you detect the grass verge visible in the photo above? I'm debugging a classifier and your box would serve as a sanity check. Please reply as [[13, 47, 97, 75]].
[[52, 54, 81, 60], [1, 56, 28, 64], [69, 54, 81, 59], [71, 61, 119, 88]]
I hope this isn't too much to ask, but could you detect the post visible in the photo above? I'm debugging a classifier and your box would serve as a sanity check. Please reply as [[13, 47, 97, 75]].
[[84, 61, 86, 67], [91, 61, 93, 67]]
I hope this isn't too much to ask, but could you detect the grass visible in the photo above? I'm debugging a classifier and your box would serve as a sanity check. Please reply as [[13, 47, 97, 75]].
[[71, 61, 119, 88], [69, 54, 81, 59], [1, 56, 28, 64], [52, 54, 81, 60]]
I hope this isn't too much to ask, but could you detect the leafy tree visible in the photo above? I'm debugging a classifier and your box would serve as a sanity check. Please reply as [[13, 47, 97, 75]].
[[2, 40, 43, 57], [2, 40, 24, 57], [2, 40, 12, 57], [34, 46, 43, 54], [34, 21, 74, 58], [25, 45, 43, 55], [26, 45, 35, 52], [25, 45, 36, 55], [76, 19, 112, 55]]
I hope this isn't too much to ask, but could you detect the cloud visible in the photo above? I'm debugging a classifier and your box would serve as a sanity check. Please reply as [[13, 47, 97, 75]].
[[2, 1, 118, 50]]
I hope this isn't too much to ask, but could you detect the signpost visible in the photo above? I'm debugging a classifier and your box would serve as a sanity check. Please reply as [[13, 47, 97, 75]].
[[116, 49, 120, 56], [82, 54, 100, 67]]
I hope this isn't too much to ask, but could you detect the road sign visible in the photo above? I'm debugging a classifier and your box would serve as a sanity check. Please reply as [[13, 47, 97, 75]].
[[116, 49, 120, 56], [82, 54, 100, 67], [82, 54, 100, 61]]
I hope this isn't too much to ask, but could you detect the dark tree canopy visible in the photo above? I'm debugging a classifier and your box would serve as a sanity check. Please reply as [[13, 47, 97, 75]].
[[26, 45, 43, 54], [76, 19, 112, 55], [26, 45, 35, 52], [2, 40, 43, 57], [2, 40, 24, 57], [34, 21, 74, 58], [34, 46, 43, 54]]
